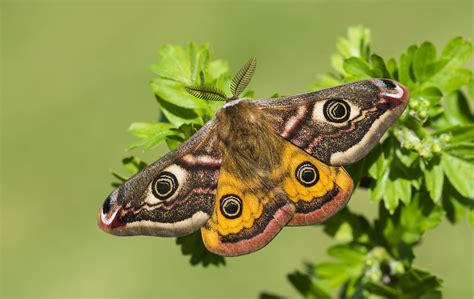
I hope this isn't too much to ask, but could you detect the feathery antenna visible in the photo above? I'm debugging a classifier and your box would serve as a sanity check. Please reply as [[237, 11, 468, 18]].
[[184, 85, 227, 102], [230, 57, 257, 98], [185, 57, 257, 102]]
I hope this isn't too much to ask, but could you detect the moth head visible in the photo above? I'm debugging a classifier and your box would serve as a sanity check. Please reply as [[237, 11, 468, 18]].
[[98, 159, 216, 237], [311, 79, 409, 165]]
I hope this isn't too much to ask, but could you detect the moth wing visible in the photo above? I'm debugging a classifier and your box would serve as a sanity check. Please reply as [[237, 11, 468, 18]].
[[99, 120, 222, 237], [201, 159, 296, 257], [256, 79, 408, 166], [200, 128, 353, 256], [278, 137, 354, 226]]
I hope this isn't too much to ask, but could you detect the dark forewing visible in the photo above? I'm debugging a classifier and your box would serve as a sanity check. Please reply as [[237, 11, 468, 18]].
[[98, 120, 223, 237], [256, 79, 408, 166]]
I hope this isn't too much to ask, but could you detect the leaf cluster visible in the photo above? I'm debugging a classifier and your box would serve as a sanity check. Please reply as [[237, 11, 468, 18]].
[[271, 26, 473, 298], [111, 26, 473, 296]]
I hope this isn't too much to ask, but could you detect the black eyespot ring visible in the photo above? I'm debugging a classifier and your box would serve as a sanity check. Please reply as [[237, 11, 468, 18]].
[[323, 99, 351, 123], [102, 196, 112, 214], [220, 194, 242, 219], [152, 171, 178, 200], [296, 162, 319, 187], [381, 79, 397, 90]]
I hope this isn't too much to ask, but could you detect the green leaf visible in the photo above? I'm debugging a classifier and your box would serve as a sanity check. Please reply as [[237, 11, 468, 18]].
[[327, 244, 366, 264], [188, 43, 210, 84], [155, 94, 202, 127], [381, 193, 444, 246], [128, 122, 175, 151], [419, 87, 443, 105], [287, 271, 332, 299], [287, 271, 313, 297], [439, 124, 474, 144], [399, 45, 418, 88], [365, 282, 399, 297], [205, 59, 229, 81], [343, 57, 374, 78], [441, 181, 467, 224], [121, 156, 147, 175], [399, 195, 444, 244], [395, 268, 443, 298], [394, 176, 412, 205], [259, 293, 286, 299], [441, 152, 474, 198], [176, 231, 225, 267], [424, 157, 444, 203], [386, 58, 398, 79], [422, 37, 473, 92], [336, 25, 371, 60], [151, 44, 192, 83], [371, 54, 390, 78], [442, 91, 474, 126], [311, 73, 342, 90], [322, 208, 371, 243], [368, 146, 388, 180], [151, 78, 207, 109], [413, 42, 436, 82], [370, 170, 389, 203]]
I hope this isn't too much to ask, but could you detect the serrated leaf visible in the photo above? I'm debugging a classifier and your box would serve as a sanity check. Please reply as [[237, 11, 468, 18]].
[[370, 170, 389, 202], [311, 73, 342, 90], [327, 244, 366, 264], [400, 195, 444, 244], [330, 53, 345, 75], [151, 78, 207, 109], [399, 45, 418, 88], [154, 94, 202, 127], [150, 44, 192, 83], [392, 177, 412, 205], [176, 231, 225, 267], [322, 208, 371, 243], [442, 91, 474, 126], [413, 42, 437, 82], [343, 57, 374, 78], [382, 177, 408, 212], [287, 271, 313, 297], [439, 125, 474, 144], [121, 156, 147, 175], [129, 122, 174, 138], [365, 282, 399, 297], [336, 25, 371, 60], [371, 54, 390, 78], [386, 58, 398, 79], [315, 263, 355, 288], [424, 157, 444, 203], [188, 43, 210, 84], [368, 147, 387, 179], [205, 59, 229, 81], [419, 87, 443, 105], [441, 152, 474, 198], [422, 37, 473, 92], [259, 293, 286, 299], [441, 181, 467, 224]]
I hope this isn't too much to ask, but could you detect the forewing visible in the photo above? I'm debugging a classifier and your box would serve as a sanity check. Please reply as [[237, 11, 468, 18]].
[[257, 79, 408, 165], [98, 120, 222, 237]]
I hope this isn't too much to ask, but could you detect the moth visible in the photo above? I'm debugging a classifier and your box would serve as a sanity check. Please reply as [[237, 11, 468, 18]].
[[98, 58, 409, 256]]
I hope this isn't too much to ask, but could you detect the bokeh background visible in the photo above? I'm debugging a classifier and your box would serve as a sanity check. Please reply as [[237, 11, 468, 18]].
[[1, 0, 473, 298]]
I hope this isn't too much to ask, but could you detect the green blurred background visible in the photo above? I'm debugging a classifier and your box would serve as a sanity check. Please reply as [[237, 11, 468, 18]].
[[1, 0, 473, 298]]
